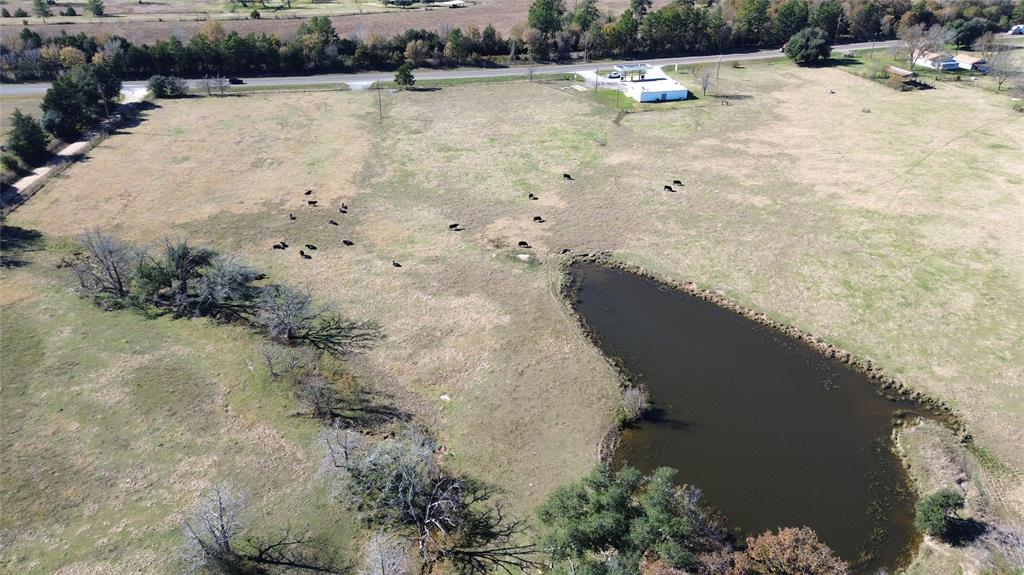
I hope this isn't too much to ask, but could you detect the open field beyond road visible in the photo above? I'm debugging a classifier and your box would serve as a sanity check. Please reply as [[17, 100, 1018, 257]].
[[0, 0, 652, 43], [2, 59, 1023, 573]]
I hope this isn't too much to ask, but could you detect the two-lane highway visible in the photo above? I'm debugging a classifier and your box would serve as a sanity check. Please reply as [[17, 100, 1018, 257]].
[[0, 40, 898, 96]]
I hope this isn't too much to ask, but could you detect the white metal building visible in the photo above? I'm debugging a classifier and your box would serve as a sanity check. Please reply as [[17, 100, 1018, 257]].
[[624, 78, 689, 102]]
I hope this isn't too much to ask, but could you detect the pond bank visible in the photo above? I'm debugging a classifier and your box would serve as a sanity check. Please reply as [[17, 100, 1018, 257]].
[[558, 254, 970, 573]]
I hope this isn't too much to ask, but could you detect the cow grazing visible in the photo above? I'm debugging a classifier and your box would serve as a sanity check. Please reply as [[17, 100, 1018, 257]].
[[559, 248, 571, 255], [308, 200, 318, 206], [300, 250, 311, 259], [289, 213, 296, 221], [528, 193, 537, 200], [304, 190, 313, 196], [517, 241, 530, 248], [449, 223, 460, 229], [392, 260, 402, 268], [329, 220, 339, 226], [272, 243, 285, 250], [305, 244, 317, 250], [562, 173, 573, 180], [673, 179, 682, 186], [254, 273, 267, 281], [663, 185, 674, 192], [342, 240, 354, 246], [341, 203, 348, 210], [339, 207, 348, 214], [280, 241, 288, 248]]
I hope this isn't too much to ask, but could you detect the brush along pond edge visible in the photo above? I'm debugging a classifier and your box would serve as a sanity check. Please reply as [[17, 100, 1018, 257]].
[[552, 252, 971, 465]]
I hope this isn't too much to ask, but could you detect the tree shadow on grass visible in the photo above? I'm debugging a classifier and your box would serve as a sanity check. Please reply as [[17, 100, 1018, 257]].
[[946, 518, 989, 547], [0, 225, 43, 268]]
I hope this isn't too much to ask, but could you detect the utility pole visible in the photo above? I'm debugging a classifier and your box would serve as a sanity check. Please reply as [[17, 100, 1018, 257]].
[[377, 78, 382, 121]]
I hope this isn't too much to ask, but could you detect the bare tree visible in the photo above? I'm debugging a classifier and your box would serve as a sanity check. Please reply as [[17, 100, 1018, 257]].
[[362, 531, 412, 575], [181, 484, 346, 575], [328, 430, 539, 574], [987, 50, 1021, 92], [201, 76, 229, 96], [690, 66, 716, 96], [181, 484, 249, 575], [298, 374, 343, 422], [71, 228, 143, 307], [984, 525, 1024, 573], [972, 32, 1000, 67], [898, 23, 938, 71], [256, 285, 382, 356]]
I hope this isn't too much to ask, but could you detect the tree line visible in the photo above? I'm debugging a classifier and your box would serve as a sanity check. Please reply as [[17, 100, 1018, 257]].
[[2, 0, 1021, 83]]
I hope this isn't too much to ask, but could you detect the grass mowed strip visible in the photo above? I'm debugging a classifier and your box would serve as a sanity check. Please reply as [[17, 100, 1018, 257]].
[[4, 58, 1023, 572]]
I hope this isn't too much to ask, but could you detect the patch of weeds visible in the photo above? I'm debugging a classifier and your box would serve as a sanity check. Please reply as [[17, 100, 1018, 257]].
[[966, 442, 1011, 474]]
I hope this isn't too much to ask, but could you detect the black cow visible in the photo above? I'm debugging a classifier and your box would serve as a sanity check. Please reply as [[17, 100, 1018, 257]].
[[528, 193, 537, 200], [308, 200, 318, 206], [342, 240, 354, 246], [449, 223, 460, 230], [392, 260, 402, 268], [533, 216, 545, 223], [562, 173, 573, 180], [673, 179, 682, 186], [517, 241, 530, 248], [272, 243, 285, 250], [289, 213, 296, 220], [280, 241, 288, 248], [663, 185, 674, 192], [329, 220, 339, 225], [341, 203, 348, 210], [304, 190, 313, 196], [305, 244, 317, 250]]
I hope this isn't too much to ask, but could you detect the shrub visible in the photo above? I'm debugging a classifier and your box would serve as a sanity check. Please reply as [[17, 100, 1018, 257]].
[[620, 385, 651, 423], [14, 8, 28, 17], [1, 153, 21, 173], [394, 62, 415, 88], [86, 0, 104, 16], [914, 488, 965, 539], [785, 27, 831, 65], [62, 6, 77, 16], [147, 74, 189, 98], [1, 8, 10, 17], [250, 9, 260, 19], [6, 109, 50, 166]]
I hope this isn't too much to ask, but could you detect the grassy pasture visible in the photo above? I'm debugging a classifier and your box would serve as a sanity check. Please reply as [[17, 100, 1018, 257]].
[[3, 58, 1023, 573]]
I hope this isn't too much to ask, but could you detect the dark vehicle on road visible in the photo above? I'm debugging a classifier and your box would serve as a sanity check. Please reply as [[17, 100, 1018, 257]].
[[228, 77, 245, 85]]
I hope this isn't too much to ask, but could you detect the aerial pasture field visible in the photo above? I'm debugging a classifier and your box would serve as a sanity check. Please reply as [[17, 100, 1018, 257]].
[[2, 59, 1023, 573], [0, 0, 651, 43]]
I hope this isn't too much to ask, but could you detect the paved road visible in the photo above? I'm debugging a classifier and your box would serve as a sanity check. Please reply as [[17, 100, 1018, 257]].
[[0, 40, 899, 96]]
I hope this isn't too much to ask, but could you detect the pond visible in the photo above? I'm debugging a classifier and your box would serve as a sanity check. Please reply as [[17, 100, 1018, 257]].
[[568, 261, 924, 574]]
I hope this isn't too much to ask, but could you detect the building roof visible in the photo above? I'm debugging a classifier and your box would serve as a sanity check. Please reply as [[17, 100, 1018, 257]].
[[885, 65, 916, 78], [954, 54, 985, 64], [614, 64, 651, 73], [917, 51, 954, 62], [625, 78, 688, 94]]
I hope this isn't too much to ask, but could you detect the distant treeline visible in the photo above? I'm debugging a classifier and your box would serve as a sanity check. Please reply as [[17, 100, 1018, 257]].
[[1, 0, 1022, 81]]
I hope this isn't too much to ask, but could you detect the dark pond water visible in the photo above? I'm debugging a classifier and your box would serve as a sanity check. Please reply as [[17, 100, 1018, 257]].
[[568, 262, 923, 574]]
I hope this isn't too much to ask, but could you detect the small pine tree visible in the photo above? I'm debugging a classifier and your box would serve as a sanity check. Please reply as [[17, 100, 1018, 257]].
[[86, 0, 105, 16], [1, 8, 11, 18], [394, 62, 416, 89], [33, 0, 52, 18], [6, 109, 50, 166], [914, 488, 965, 539], [250, 9, 260, 19], [14, 8, 29, 18], [785, 26, 832, 65]]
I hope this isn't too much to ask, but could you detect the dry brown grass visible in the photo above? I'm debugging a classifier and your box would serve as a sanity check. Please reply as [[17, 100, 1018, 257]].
[[0, 0, 652, 42], [5, 60, 1023, 572]]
